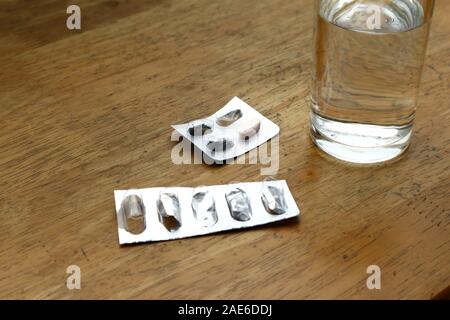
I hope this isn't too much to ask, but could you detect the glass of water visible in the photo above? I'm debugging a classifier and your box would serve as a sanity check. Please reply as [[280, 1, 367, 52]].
[[310, 0, 435, 163]]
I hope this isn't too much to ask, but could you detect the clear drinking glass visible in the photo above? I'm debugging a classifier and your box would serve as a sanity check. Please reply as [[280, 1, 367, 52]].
[[310, 0, 435, 163]]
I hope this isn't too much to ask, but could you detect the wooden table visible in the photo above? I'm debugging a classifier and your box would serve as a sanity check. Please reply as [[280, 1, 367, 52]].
[[1, 0, 449, 299]]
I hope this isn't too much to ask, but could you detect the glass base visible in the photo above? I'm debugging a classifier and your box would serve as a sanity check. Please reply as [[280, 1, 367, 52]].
[[310, 112, 412, 164]]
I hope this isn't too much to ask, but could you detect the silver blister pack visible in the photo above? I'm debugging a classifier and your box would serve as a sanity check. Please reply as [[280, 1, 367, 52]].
[[157, 192, 182, 231], [114, 180, 300, 244], [192, 188, 218, 227], [172, 97, 280, 162], [225, 188, 252, 221]]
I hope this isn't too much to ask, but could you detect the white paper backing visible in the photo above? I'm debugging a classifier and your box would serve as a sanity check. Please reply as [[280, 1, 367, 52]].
[[171, 97, 280, 161], [114, 180, 300, 244]]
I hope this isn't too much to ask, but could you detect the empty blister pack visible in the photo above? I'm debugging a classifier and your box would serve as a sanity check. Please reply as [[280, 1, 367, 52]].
[[114, 180, 299, 244], [171, 97, 280, 161]]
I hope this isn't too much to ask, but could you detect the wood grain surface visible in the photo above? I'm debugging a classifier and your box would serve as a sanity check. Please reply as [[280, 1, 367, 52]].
[[0, 0, 449, 299]]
